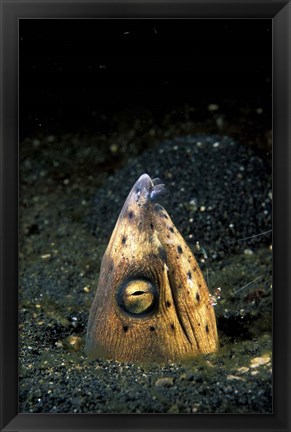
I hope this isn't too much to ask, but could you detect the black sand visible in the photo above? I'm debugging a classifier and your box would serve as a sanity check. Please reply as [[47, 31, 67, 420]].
[[19, 128, 272, 413]]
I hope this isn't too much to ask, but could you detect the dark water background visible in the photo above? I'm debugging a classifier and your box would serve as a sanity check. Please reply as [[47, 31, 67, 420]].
[[19, 19, 272, 413]]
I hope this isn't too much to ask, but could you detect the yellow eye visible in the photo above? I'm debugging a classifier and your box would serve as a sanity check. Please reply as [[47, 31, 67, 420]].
[[119, 279, 157, 315]]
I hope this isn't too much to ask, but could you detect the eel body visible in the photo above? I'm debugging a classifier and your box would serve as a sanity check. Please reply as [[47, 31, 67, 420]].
[[86, 173, 218, 363]]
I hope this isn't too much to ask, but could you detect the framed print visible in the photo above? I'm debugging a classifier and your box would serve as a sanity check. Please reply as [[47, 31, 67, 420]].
[[1, 1, 290, 431]]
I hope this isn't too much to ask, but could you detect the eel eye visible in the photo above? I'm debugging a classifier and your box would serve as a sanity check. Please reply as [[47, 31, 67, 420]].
[[118, 279, 158, 316]]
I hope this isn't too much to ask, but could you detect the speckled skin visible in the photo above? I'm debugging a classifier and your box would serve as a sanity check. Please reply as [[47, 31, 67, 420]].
[[86, 174, 218, 363]]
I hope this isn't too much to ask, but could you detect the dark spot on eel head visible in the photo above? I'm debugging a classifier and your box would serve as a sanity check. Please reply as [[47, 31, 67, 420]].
[[196, 292, 200, 302], [150, 223, 154, 230], [158, 246, 167, 263], [171, 323, 175, 330], [128, 211, 134, 220], [177, 245, 183, 254], [166, 300, 171, 307], [162, 213, 168, 219], [169, 227, 174, 233], [187, 271, 192, 279], [205, 324, 209, 333], [121, 236, 127, 245], [123, 326, 128, 333], [150, 326, 155, 332]]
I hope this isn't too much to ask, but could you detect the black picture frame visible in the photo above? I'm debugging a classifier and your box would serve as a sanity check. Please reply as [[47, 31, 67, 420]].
[[1, 1, 290, 431]]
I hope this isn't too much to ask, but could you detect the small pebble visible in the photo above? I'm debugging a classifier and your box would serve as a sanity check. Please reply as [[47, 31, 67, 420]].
[[155, 377, 174, 387], [41, 253, 51, 259], [244, 249, 254, 255], [237, 366, 249, 374], [55, 341, 64, 348], [226, 374, 245, 382], [191, 403, 200, 413], [250, 354, 271, 368]]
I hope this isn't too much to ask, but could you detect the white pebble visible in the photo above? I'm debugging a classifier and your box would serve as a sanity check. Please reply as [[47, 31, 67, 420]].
[[244, 249, 254, 255]]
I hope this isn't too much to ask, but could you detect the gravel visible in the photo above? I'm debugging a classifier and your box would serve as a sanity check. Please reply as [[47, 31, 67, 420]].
[[19, 133, 272, 413]]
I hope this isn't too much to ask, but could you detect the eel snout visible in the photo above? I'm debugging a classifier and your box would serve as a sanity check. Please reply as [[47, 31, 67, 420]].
[[132, 173, 166, 204]]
